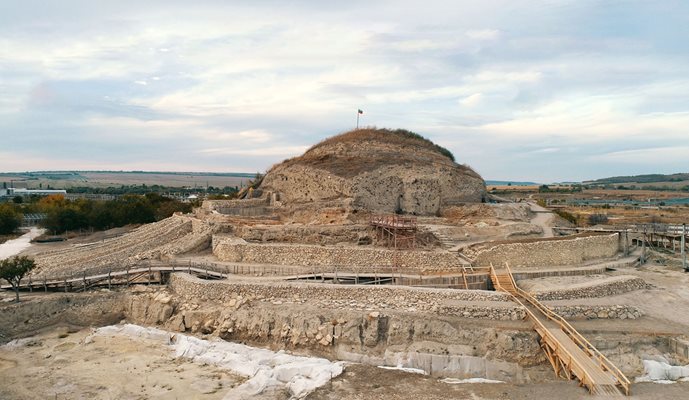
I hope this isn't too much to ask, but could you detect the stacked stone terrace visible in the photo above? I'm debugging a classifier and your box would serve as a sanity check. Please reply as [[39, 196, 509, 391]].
[[462, 233, 621, 269], [32, 214, 214, 276]]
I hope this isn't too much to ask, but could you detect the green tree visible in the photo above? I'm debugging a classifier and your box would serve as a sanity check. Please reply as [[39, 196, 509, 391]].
[[0, 256, 36, 302], [0, 204, 21, 235]]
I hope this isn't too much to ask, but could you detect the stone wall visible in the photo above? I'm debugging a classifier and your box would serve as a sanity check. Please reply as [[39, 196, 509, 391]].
[[473, 233, 619, 268], [231, 224, 370, 245], [212, 235, 463, 271], [549, 305, 642, 320], [202, 198, 272, 216], [531, 276, 649, 301], [169, 273, 515, 317]]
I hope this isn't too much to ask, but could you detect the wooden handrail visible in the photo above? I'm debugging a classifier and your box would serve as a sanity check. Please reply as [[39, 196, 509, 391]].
[[503, 262, 630, 395]]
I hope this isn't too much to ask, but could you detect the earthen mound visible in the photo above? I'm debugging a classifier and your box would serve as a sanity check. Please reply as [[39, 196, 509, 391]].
[[258, 128, 486, 215]]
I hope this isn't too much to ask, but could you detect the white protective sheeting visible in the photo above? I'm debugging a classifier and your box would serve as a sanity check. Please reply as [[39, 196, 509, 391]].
[[377, 365, 427, 375], [93, 324, 344, 399], [635, 359, 689, 384], [0, 227, 44, 260], [441, 377, 504, 384]]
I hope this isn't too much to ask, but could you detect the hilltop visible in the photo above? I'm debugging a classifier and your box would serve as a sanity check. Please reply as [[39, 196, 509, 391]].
[[585, 172, 689, 185], [257, 128, 486, 215]]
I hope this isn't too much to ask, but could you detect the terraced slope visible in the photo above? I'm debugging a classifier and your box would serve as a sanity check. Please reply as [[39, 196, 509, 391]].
[[32, 215, 213, 276]]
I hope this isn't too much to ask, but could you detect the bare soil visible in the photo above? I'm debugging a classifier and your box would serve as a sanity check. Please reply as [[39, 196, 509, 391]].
[[308, 363, 688, 400], [0, 327, 245, 400]]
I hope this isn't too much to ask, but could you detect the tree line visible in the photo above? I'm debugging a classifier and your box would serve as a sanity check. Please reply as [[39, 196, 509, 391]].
[[0, 193, 193, 235]]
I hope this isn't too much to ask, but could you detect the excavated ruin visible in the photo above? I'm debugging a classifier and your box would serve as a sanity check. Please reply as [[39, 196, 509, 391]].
[[257, 128, 487, 215]]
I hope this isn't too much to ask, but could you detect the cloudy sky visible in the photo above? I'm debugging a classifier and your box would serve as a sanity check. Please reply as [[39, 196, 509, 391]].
[[1, 1, 688, 182]]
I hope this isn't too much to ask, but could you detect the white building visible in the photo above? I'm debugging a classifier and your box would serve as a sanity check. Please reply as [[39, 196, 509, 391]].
[[0, 188, 67, 197]]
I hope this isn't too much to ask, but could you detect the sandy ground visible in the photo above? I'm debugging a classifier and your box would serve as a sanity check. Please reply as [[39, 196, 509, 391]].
[[518, 274, 635, 292], [308, 363, 688, 400], [0, 327, 245, 400]]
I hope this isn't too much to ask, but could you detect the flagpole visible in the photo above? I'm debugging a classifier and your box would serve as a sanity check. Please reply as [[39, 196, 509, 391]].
[[356, 112, 360, 129]]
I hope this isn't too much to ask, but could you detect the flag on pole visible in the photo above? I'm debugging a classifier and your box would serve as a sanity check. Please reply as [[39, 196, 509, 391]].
[[358, 109, 363, 114]]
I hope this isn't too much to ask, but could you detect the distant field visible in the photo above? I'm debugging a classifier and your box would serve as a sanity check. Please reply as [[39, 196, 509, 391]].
[[616, 180, 689, 189], [487, 184, 574, 192], [487, 185, 540, 192], [582, 188, 689, 200], [0, 171, 255, 189]]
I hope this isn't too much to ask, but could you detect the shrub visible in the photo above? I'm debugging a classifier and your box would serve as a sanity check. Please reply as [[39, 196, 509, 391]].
[[0, 204, 21, 235], [554, 209, 577, 224], [588, 213, 609, 225]]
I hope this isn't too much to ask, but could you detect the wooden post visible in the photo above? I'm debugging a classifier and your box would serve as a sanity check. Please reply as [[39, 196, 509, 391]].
[[108, 269, 112, 290], [148, 266, 152, 285], [126, 269, 130, 287], [64, 278, 68, 293], [28, 276, 32, 293], [43, 278, 47, 293], [83, 271, 86, 292]]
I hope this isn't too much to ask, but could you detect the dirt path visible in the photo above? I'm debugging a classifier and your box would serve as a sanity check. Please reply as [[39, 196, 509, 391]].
[[528, 203, 554, 238]]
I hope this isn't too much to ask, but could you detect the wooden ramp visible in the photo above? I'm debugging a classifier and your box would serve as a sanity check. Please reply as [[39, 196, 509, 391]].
[[490, 264, 630, 396]]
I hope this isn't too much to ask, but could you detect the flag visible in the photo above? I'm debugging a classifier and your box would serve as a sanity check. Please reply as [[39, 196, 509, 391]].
[[358, 109, 363, 114]]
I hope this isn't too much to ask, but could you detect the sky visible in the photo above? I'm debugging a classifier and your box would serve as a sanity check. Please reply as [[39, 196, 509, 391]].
[[1, 0, 688, 182]]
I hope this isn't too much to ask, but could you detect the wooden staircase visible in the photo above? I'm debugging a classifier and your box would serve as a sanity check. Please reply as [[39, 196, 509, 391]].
[[489, 265, 517, 295], [489, 263, 630, 396]]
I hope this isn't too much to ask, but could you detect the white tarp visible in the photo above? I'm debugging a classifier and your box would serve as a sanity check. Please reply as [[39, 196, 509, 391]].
[[441, 377, 504, 384], [635, 359, 689, 384], [93, 324, 344, 399], [0, 227, 44, 260]]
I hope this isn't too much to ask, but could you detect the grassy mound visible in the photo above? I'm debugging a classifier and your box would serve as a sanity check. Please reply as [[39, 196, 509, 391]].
[[307, 128, 455, 162]]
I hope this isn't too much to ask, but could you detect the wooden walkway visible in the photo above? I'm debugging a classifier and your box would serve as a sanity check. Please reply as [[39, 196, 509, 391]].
[[0, 264, 228, 293], [490, 263, 630, 396]]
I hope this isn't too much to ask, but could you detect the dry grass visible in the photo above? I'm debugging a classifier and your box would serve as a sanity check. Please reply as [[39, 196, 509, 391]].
[[488, 185, 540, 192], [583, 188, 688, 200], [559, 205, 689, 226], [268, 128, 481, 179], [307, 127, 455, 161]]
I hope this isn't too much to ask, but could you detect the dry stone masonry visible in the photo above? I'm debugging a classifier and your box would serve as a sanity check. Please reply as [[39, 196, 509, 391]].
[[530, 276, 649, 301], [169, 273, 516, 317], [549, 305, 643, 320], [472, 233, 620, 268], [212, 235, 463, 271]]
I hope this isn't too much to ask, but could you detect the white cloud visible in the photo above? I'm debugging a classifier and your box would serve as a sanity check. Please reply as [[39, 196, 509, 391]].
[[459, 93, 483, 107], [198, 145, 309, 157], [466, 29, 500, 41]]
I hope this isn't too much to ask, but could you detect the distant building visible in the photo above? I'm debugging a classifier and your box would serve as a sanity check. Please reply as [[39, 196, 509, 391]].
[[65, 193, 117, 201], [0, 188, 67, 197]]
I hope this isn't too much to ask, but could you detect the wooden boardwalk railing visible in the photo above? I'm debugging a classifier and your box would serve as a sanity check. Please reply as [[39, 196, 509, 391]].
[[490, 263, 630, 396], [2, 260, 493, 292]]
